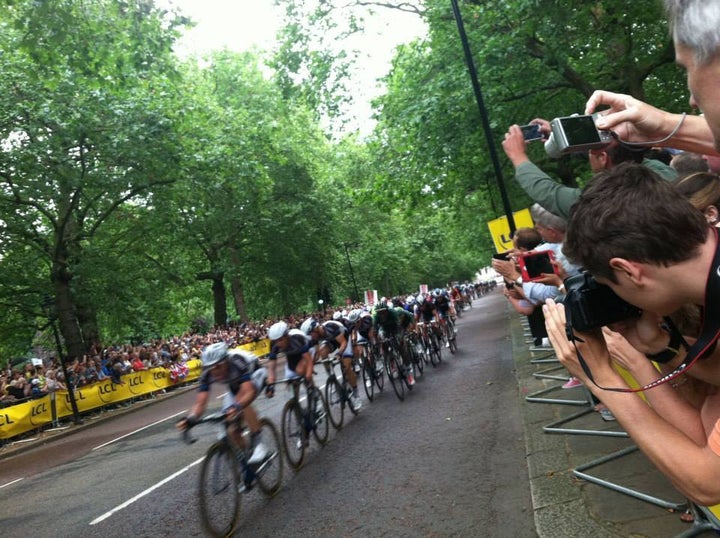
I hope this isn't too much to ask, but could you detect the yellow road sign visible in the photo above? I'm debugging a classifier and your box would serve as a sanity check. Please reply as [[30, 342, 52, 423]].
[[487, 208, 534, 253]]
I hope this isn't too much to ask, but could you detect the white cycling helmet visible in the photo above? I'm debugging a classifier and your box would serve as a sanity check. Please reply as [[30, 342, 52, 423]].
[[348, 309, 362, 323], [332, 311, 343, 320], [268, 321, 289, 341], [300, 318, 318, 335], [201, 342, 228, 368]]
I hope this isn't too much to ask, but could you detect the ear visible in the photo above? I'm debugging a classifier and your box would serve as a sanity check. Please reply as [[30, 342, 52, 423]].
[[608, 257, 644, 285], [704, 205, 719, 225]]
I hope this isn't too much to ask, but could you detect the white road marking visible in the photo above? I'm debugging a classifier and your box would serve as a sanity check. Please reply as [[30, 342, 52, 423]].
[[89, 456, 204, 525], [92, 410, 187, 451], [0, 477, 24, 489]]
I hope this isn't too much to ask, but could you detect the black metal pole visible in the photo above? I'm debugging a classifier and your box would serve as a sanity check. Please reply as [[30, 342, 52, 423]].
[[450, 0, 516, 234], [343, 242, 360, 302]]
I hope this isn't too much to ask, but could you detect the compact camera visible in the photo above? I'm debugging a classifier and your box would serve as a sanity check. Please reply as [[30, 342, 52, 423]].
[[520, 123, 543, 142], [544, 113, 613, 158], [560, 272, 642, 333]]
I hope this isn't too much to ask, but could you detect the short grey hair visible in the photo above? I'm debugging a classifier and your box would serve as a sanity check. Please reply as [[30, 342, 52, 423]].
[[530, 203, 567, 233], [665, 0, 720, 64]]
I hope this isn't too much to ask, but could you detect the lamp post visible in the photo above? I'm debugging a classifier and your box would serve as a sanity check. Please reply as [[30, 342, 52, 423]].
[[343, 242, 360, 303], [42, 296, 82, 425], [450, 0, 516, 234]]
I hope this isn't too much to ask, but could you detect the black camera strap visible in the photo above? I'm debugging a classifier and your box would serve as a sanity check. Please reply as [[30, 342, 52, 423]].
[[573, 226, 720, 393]]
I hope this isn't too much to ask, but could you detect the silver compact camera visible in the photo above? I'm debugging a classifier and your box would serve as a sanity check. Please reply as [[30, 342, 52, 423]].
[[544, 113, 613, 158]]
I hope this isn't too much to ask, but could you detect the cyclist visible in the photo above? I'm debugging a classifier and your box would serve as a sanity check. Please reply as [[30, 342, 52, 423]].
[[434, 289, 455, 346], [415, 293, 442, 345], [177, 342, 269, 464], [373, 298, 415, 386], [265, 321, 315, 389], [301, 317, 362, 409]]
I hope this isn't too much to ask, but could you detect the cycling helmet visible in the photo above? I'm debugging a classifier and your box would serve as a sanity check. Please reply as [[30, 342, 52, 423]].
[[268, 321, 289, 341], [300, 317, 318, 335], [406, 294, 415, 304], [201, 342, 228, 369], [348, 309, 362, 323], [378, 297, 389, 309], [333, 311, 343, 320]]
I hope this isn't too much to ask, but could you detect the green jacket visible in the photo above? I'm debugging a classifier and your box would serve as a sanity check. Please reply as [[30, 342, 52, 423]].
[[515, 158, 677, 220]]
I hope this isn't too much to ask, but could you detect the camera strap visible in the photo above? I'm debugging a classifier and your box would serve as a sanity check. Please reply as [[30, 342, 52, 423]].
[[575, 226, 720, 393]]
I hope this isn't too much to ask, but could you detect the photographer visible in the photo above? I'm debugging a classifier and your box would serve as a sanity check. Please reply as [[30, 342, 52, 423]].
[[543, 162, 720, 505], [502, 120, 676, 220]]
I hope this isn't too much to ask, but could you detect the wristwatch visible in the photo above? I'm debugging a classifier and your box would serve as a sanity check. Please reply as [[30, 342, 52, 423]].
[[515, 276, 523, 286]]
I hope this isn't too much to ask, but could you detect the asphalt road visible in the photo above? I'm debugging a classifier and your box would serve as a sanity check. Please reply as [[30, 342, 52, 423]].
[[0, 290, 536, 537]]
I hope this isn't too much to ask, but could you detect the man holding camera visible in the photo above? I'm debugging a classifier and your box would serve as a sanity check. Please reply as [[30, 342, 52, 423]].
[[543, 161, 720, 505], [501, 118, 676, 220], [537, 0, 720, 506]]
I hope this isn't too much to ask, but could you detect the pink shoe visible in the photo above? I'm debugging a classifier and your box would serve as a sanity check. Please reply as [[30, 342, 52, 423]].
[[561, 377, 583, 389]]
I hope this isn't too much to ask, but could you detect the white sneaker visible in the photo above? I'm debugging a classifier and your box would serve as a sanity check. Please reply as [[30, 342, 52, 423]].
[[350, 391, 362, 410], [248, 441, 269, 464]]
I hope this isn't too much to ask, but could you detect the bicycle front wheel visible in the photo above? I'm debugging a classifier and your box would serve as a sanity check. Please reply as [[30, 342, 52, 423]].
[[385, 349, 405, 401], [198, 441, 242, 538], [256, 417, 284, 497], [281, 400, 305, 471], [325, 376, 345, 430], [312, 388, 330, 445], [361, 353, 375, 401]]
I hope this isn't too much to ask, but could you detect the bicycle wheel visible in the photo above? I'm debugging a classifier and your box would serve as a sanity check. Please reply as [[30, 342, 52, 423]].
[[361, 352, 375, 401], [373, 350, 385, 391], [281, 400, 305, 470], [325, 376, 345, 430], [445, 324, 456, 355], [385, 349, 405, 401], [311, 388, 330, 445], [343, 379, 360, 415], [411, 343, 424, 376], [198, 441, 242, 538], [255, 417, 284, 497], [430, 333, 442, 365]]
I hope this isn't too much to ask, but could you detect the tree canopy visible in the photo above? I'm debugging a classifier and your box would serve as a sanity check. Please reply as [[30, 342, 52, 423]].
[[0, 0, 692, 360]]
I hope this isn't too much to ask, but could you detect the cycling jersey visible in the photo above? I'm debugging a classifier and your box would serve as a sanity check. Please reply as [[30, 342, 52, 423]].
[[394, 307, 414, 331], [197, 350, 257, 395], [268, 330, 312, 372], [373, 306, 400, 335], [435, 295, 451, 314], [318, 320, 349, 352], [355, 313, 374, 338], [416, 300, 436, 323]]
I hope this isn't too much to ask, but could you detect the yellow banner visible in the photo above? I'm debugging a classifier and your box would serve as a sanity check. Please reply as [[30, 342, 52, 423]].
[[0, 395, 53, 439], [235, 339, 270, 357], [487, 208, 535, 253], [0, 351, 262, 439]]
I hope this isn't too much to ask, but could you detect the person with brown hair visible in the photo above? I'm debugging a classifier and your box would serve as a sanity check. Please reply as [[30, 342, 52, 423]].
[[674, 171, 720, 225], [543, 161, 720, 505]]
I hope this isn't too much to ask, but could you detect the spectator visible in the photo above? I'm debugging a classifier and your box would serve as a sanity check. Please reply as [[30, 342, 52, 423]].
[[543, 162, 720, 505], [674, 171, 720, 226], [501, 119, 676, 220], [670, 151, 710, 178]]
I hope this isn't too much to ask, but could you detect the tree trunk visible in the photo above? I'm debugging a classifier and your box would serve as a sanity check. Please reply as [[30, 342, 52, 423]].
[[52, 266, 86, 361], [229, 246, 248, 322], [211, 273, 227, 327]]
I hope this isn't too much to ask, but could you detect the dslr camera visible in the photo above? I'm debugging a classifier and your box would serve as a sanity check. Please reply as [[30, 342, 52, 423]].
[[560, 272, 642, 333], [544, 113, 613, 158]]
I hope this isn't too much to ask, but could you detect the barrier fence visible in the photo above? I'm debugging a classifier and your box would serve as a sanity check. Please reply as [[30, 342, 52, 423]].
[[0, 339, 271, 441]]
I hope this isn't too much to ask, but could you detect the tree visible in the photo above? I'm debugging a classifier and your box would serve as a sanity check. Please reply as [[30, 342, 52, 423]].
[[0, 0, 187, 358]]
